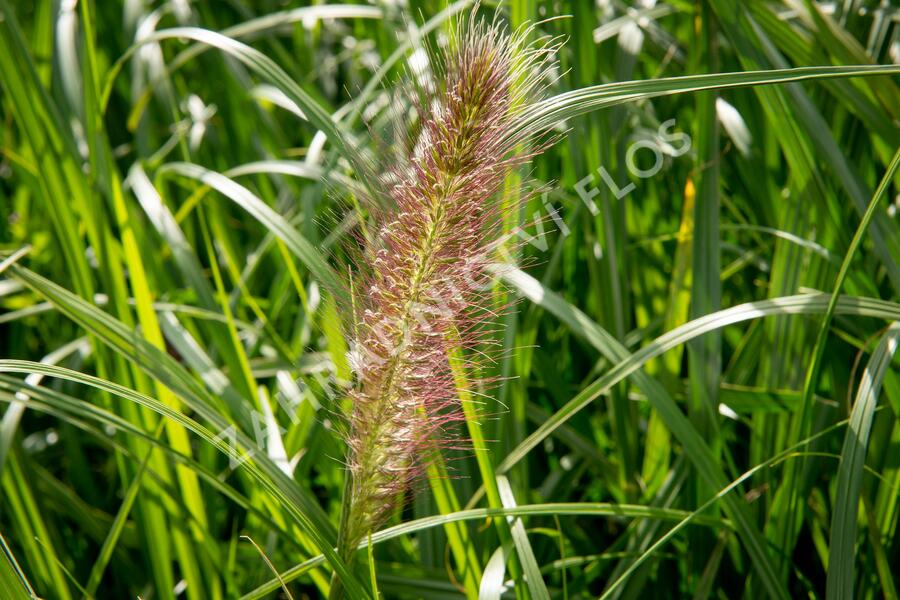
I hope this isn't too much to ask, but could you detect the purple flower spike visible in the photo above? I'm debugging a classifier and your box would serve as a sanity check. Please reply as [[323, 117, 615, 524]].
[[334, 12, 560, 577]]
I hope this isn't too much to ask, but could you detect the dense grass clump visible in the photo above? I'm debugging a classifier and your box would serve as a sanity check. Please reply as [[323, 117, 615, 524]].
[[1, 1, 899, 599]]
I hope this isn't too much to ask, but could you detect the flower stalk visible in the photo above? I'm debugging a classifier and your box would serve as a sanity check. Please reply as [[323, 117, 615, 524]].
[[330, 14, 557, 597]]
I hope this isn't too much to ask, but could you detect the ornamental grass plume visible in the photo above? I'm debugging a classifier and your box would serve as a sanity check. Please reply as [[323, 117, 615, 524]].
[[332, 13, 558, 591]]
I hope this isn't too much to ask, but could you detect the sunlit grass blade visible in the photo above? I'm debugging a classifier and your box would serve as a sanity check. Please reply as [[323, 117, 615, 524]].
[[0, 529, 36, 600], [512, 65, 900, 141], [826, 322, 900, 599], [159, 162, 342, 292], [496, 475, 550, 600]]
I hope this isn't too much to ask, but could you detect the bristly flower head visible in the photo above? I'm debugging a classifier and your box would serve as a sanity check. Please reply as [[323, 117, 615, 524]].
[[338, 11, 559, 558]]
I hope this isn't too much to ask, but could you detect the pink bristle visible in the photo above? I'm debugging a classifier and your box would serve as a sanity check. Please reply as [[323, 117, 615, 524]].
[[336, 13, 560, 560]]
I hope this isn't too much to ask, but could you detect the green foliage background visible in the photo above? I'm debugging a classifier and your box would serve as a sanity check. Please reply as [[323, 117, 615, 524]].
[[1, 0, 899, 598]]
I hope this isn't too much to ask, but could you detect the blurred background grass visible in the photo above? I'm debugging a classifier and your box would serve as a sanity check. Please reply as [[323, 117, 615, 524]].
[[1, 0, 899, 598]]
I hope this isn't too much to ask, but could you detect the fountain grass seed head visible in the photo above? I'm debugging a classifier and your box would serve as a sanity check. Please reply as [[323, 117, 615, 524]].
[[338, 12, 561, 562]]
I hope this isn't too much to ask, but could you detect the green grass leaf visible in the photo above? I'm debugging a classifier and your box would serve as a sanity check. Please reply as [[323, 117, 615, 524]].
[[826, 322, 900, 599]]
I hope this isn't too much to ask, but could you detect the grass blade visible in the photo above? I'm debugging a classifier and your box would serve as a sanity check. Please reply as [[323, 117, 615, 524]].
[[826, 322, 900, 599]]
